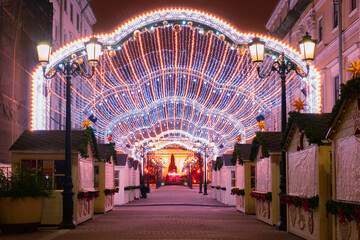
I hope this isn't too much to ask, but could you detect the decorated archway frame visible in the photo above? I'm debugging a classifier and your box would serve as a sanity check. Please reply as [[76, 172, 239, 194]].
[[31, 8, 321, 155]]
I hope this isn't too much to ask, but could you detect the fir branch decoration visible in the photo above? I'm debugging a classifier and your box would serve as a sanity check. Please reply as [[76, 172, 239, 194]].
[[78, 127, 100, 160], [214, 157, 223, 171], [104, 187, 119, 196], [231, 188, 245, 196], [281, 112, 329, 148], [326, 200, 360, 223], [250, 191, 272, 202], [249, 132, 270, 162], [328, 77, 360, 131], [279, 194, 319, 211], [106, 142, 118, 164], [231, 143, 244, 165]]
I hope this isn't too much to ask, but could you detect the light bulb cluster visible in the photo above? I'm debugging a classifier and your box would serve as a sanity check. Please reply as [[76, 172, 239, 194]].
[[31, 8, 321, 156]]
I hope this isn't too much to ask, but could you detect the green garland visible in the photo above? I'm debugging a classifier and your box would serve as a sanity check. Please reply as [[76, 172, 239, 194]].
[[279, 194, 319, 211], [215, 186, 221, 189], [106, 142, 118, 164], [326, 200, 360, 223], [104, 187, 119, 196], [214, 157, 223, 171], [231, 188, 245, 196], [220, 187, 226, 191], [249, 132, 270, 162], [250, 191, 272, 202], [281, 112, 326, 148], [328, 77, 360, 130], [79, 127, 100, 160], [77, 190, 99, 201], [124, 185, 142, 191], [231, 143, 244, 165]]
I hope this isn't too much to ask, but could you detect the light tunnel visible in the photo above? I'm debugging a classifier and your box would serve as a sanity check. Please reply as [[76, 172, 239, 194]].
[[31, 8, 321, 156]]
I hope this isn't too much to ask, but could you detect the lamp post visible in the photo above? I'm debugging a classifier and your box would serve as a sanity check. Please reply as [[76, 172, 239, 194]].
[[135, 140, 153, 193], [249, 32, 316, 231], [194, 142, 215, 195], [37, 37, 101, 229], [195, 141, 203, 193]]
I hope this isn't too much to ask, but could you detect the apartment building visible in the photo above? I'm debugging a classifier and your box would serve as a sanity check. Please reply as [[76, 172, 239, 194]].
[[266, 0, 359, 113], [49, 0, 96, 130]]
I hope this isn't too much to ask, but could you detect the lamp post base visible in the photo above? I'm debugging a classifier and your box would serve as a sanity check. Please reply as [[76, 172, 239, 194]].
[[59, 221, 77, 229]]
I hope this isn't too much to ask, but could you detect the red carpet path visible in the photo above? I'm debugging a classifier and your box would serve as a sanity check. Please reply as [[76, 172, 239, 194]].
[[0, 186, 303, 240]]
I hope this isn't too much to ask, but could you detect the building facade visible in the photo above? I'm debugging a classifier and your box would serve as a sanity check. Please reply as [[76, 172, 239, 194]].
[[48, 0, 96, 131], [266, 0, 359, 114], [0, 0, 53, 164]]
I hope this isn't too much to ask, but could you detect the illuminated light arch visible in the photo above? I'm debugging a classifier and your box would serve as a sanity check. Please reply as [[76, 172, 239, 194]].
[[31, 8, 321, 155]]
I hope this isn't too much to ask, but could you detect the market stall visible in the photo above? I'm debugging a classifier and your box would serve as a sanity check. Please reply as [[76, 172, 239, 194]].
[[283, 112, 331, 240]]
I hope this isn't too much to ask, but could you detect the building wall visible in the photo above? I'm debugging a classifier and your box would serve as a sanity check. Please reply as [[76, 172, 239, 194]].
[[48, 0, 96, 131], [0, 0, 53, 164], [266, 0, 360, 114]]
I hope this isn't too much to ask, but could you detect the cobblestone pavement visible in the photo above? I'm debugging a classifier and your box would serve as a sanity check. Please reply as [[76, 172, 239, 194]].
[[0, 186, 303, 240]]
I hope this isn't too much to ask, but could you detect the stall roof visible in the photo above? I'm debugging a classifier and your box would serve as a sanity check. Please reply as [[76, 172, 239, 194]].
[[326, 77, 360, 139], [282, 112, 331, 150], [235, 143, 252, 160], [249, 132, 282, 161], [128, 157, 134, 168], [116, 154, 128, 166], [222, 154, 234, 166], [10, 130, 92, 152], [98, 144, 111, 159]]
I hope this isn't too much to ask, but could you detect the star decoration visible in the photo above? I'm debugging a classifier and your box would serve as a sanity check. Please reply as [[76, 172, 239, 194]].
[[347, 58, 360, 79], [81, 119, 91, 129], [292, 98, 306, 112], [257, 120, 267, 130], [108, 135, 114, 142], [236, 136, 242, 142]]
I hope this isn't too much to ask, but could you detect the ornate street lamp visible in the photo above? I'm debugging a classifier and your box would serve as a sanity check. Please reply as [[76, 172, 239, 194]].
[[194, 141, 215, 195], [249, 32, 316, 231], [37, 37, 101, 229], [194, 141, 203, 193]]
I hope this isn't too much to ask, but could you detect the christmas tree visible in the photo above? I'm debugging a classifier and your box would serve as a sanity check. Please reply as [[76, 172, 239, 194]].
[[168, 153, 177, 173]]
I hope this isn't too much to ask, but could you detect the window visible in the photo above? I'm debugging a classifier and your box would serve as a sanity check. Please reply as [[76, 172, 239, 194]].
[[351, 0, 357, 12], [64, 0, 67, 13], [76, 14, 80, 32], [64, 31, 67, 44], [70, 3, 73, 23], [333, 4, 339, 28], [21, 159, 65, 190], [318, 18, 323, 42], [94, 166, 99, 189], [54, 24, 58, 42], [114, 170, 119, 187], [335, 76, 340, 100], [231, 170, 236, 187]]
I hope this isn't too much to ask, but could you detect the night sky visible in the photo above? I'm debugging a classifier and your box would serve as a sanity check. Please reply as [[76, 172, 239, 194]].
[[90, 0, 279, 35]]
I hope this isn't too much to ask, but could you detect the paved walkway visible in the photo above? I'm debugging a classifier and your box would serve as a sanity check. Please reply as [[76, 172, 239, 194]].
[[122, 185, 230, 207], [0, 186, 303, 240]]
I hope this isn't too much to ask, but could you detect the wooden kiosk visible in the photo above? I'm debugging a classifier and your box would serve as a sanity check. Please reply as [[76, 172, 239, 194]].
[[326, 77, 360, 240], [249, 132, 281, 226], [114, 154, 130, 205], [9, 129, 99, 225], [283, 112, 331, 240], [94, 143, 117, 214], [232, 143, 255, 214], [219, 155, 236, 205]]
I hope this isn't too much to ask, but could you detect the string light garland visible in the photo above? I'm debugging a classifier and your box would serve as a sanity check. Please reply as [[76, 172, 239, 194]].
[[31, 8, 321, 155]]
